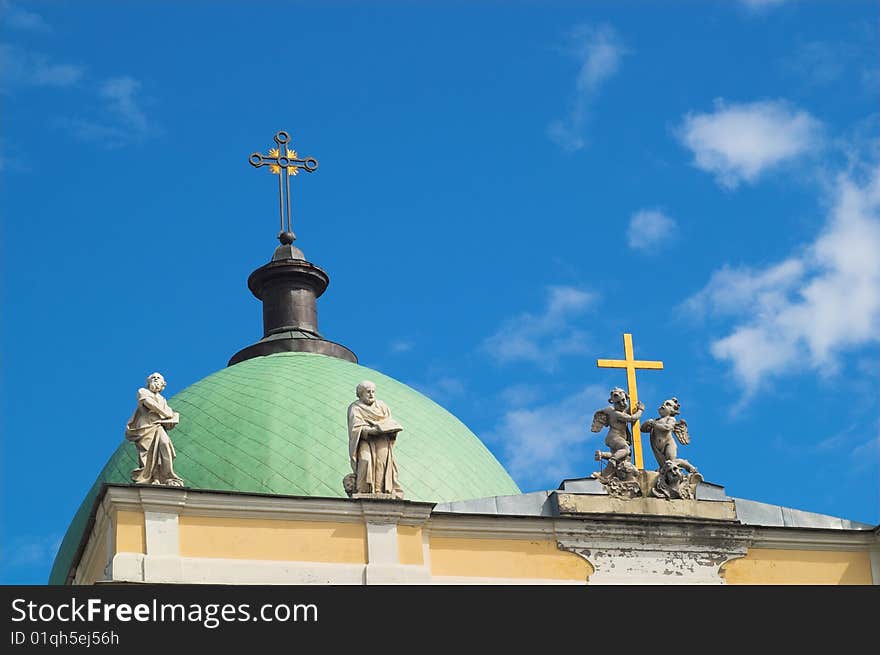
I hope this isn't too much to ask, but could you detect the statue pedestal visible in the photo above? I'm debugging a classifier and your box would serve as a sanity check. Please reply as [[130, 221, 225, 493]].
[[553, 492, 737, 521], [638, 469, 659, 496], [351, 492, 404, 501]]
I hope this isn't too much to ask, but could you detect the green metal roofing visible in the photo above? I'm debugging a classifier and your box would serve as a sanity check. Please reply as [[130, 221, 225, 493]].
[[49, 352, 520, 583]]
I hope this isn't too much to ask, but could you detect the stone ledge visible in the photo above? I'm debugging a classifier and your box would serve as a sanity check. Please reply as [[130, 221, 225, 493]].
[[553, 492, 738, 521]]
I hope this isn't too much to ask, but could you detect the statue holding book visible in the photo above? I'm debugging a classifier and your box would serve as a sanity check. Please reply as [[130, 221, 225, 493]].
[[124, 372, 184, 487], [344, 380, 404, 499]]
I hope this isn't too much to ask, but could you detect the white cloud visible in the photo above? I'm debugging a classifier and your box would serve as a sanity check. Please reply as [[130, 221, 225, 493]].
[[432, 376, 465, 397], [847, 419, 880, 472], [853, 435, 880, 464], [627, 209, 677, 252], [677, 99, 822, 188], [863, 68, 880, 94], [547, 24, 626, 152], [389, 339, 414, 354], [483, 286, 595, 371], [100, 76, 149, 133], [813, 430, 850, 454], [685, 259, 806, 318], [0, 11, 156, 152], [1, 1, 51, 31], [684, 158, 880, 393], [0, 43, 83, 87], [410, 375, 466, 407], [491, 385, 606, 490], [786, 41, 847, 87], [0, 146, 29, 173], [57, 117, 127, 146], [740, 0, 790, 10], [61, 75, 156, 148], [0, 533, 61, 569], [812, 421, 878, 467], [498, 383, 545, 407], [783, 35, 879, 95]]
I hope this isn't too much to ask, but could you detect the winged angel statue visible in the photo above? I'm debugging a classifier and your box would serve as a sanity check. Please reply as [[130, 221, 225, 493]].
[[590, 388, 644, 497], [640, 398, 702, 499]]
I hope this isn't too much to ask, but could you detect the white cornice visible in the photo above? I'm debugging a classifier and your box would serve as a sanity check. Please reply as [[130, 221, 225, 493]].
[[101, 484, 436, 525], [751, 525, 880, 552], [427, 514, 558, 540], [97, 485, 877, 553], [360, 500, 434, 525]]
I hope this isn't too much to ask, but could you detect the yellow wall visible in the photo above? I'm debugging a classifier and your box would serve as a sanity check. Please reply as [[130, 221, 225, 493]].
[[429, 536, 592, 581], [397, 526, 424, 565], [115, 510, 146, 554], [722, 548, 873, 585], [178, 516, 367, 564], [99, 503, 875, 585]]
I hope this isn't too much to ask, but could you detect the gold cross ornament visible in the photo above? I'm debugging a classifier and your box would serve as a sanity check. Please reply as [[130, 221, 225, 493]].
[[249, 130, 319, 243], [597, 333, 663, 469]]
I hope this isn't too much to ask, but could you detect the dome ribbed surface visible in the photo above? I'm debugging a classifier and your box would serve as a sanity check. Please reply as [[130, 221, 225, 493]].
[[50, 352, 519, 583]]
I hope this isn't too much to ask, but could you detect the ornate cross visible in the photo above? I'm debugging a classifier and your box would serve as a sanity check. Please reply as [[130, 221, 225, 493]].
[[249, 130, 319, 244], [597, 333, 664, 469]]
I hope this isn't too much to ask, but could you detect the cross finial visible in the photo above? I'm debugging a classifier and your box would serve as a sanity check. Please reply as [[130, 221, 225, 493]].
[[249, 130, 319, 245], [597, 333, 664, 469]]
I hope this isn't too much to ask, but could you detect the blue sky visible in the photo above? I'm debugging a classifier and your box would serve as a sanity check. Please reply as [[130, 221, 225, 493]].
[[2, 0, 878, 584]]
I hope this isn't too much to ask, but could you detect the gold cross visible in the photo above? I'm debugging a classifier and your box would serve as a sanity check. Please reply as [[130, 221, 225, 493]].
[[597, 333, 663, 469], [249, 130, 319, 243]]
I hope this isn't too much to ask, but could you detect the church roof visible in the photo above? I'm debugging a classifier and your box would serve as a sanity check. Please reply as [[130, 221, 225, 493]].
[[49, 351, 520, 583], [434, 479, 875, 530]]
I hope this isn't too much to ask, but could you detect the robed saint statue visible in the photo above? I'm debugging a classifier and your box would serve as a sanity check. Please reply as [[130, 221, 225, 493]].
[[345, 380, 404, 498], [125, 372, 184, 486]]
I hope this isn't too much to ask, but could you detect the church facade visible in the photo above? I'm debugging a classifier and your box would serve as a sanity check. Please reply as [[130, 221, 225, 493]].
[[62, 480, 877, 585], [51, 131, 879, 586]]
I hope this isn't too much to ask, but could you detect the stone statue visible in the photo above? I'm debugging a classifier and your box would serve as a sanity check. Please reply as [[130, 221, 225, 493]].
[[640, 397, 697, 473], [124, 372, 184, 487], [344, 380, 404, 499], [640, 398, 701, 499], [652, 460, 703, 500], [590, 387, 644, 498], [591, 387, 644, 468]]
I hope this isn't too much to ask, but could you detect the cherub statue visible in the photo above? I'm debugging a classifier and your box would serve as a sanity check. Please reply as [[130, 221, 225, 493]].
[[639, 397, 697, 475], [590, 387, 644, 496], [592, 387, 644, 468]]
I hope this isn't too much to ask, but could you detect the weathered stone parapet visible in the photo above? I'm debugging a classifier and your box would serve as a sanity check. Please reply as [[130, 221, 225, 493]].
[[556, 518, 754, 584], [553, 491, 737, 521]]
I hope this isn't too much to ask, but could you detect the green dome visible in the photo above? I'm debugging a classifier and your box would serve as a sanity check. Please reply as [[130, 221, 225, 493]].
[[50, 352, 520, 583]]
